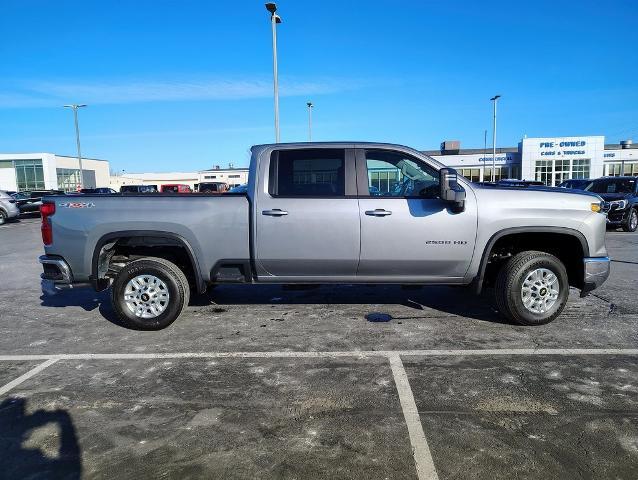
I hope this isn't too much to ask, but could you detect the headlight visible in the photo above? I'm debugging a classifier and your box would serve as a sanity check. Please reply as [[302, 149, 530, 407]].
[[610, 199, 628, 210]]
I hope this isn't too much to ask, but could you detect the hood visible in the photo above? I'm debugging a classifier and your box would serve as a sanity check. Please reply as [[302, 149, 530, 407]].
[[473, 183, 601, 199]]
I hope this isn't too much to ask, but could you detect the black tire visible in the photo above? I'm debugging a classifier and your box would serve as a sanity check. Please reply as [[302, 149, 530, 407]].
[[494, 251, 569, 326], [622, 208, 638, 232], [0, 210, 6, 225], [111, 257, 190, 330]]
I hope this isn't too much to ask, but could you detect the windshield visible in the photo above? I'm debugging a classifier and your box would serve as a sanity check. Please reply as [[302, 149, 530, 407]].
[[585, 178, 635, 194]]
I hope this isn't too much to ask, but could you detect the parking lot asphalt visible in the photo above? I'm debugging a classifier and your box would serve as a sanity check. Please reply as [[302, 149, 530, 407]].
[[0, 216, 637, 479]]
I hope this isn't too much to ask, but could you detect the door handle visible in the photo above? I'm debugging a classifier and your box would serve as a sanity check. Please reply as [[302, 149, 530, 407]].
[[262, 209, 289, 216], [365, 209, 392, 217]]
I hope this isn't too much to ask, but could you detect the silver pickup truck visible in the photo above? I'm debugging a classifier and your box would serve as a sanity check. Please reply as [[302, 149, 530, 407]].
[[39, 142, 610, 330]]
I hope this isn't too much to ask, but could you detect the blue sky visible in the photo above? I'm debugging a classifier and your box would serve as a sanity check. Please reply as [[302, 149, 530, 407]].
[[1, 0, 637, 173]]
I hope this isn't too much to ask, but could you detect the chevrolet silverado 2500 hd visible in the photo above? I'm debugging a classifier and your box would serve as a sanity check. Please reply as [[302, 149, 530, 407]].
[[39, 143, 611, 329]]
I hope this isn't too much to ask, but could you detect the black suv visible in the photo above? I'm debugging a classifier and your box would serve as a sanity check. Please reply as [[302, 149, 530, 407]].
[[585, 176, 638, 232]]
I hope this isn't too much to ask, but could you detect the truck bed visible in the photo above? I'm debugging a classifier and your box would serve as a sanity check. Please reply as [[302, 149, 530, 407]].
[[43, 194, 250, 284]]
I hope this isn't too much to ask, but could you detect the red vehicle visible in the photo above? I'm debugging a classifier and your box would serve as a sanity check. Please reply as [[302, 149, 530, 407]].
[[160, 184, 192, 193]]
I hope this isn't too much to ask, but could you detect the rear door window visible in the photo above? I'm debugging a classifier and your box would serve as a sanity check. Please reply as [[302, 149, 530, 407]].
[[269, 149, 345, 197]]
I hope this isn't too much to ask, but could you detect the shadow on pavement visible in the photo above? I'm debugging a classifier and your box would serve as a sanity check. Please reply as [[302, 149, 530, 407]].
[[197, 284, 510, 324], [0, 397, 82, 479], [39, 282, 127, 328], [39, 281, 509, 326]]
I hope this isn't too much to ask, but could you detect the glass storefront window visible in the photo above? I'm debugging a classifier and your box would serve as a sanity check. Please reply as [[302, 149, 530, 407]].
[[460, 168, 481, 182], [624, 163, 638, 176], [572, 159, 591, 179], [56, 168, 82, 192], [535, 160, 552, 185], [535, 159, 591, 186], [14, 159, 45, 191], [484, 166, 508, 182]]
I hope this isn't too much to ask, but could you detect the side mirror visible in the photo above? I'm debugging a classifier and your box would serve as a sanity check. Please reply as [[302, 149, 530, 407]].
[[439, 168, 466, 212]]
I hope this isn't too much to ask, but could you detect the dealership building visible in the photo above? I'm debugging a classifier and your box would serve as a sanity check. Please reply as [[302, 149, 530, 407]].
[[425, 135, 637, 186], [110, 166, 249, 191], [0, 153, 110, 192]]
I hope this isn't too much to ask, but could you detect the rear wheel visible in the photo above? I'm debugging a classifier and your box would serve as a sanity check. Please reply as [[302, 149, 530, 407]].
[[622, 208, 638, 232], [494, 251, 569, 326], [0, 210, 6, 225], [111, 257, 190, 330]]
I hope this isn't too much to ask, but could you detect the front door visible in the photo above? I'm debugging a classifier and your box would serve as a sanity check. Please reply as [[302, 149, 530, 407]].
[[255, 148, 360, 279], [357, 148, 478, 281]]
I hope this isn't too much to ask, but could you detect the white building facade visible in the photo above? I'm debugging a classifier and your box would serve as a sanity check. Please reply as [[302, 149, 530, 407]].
[[0, 153, 110, 192], [427, 135, 637, 186], [109, 167, 249, 191]]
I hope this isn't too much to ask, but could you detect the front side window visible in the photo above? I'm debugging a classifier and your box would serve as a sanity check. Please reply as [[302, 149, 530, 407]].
[[270, 149, 345, 196], [365, 150, 439, 198]]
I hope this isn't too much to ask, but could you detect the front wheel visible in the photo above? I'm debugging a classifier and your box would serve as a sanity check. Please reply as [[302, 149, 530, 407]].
[[0, 210, 6, 225], [111, 257, 190, 330], [494, 251, 569, 326], [622, 208, 638, 232]]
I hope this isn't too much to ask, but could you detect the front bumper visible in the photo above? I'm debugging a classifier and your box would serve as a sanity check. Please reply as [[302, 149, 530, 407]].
[[606, 207, 629, 225], [581, 256, 610, 296]]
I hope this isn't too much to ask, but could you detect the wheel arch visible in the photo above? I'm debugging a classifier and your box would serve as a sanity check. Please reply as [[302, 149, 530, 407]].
[[475, 226, 589, 294], [91, 230, 205, 293]]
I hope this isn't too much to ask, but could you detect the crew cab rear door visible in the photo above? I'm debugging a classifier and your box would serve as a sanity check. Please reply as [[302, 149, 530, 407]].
[[356, 147, 478, 281], [254, 147, 360, 279]]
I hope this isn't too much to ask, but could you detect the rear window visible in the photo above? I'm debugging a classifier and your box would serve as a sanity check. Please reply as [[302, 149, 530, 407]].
[[586, 178, 635, 194], [269, 149, 345, 197]]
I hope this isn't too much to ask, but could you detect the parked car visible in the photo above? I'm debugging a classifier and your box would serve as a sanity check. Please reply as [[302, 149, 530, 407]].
[[584, 176, 638, 232], [196, 182, 229, 193], [161, 184, 192, 193], [558, 179, 590, 190], [0, 190, 20, 225], [226, 183, 248, 194], [120, 185, 158, 193], [39, 142, 610, 330], [80, 188, 118, 194], [495, 179, 545, 187], [10, 192, 42, 214]]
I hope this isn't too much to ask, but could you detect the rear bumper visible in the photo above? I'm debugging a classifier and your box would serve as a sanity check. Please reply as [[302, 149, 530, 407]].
[[581, 256, 610, 296], [39, 255, 73, 284], [5, 205, 20, 219]]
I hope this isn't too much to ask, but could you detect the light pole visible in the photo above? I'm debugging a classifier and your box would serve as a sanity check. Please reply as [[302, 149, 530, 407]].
[[306, 101, 313, 141], [483, 129, 487, 181], [64, 104, 87, 188], [490, 95, 501, 182], [266, 3, 282, 143]]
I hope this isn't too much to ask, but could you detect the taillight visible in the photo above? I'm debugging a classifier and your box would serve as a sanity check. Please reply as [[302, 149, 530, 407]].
[[40, 202, 55, 245]]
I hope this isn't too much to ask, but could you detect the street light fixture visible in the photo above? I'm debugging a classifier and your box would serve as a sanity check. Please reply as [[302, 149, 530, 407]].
[[306, 101, 314, 141], [63, 104, 87, 189], [490, 95, 501, 182], [266, 3, 282, 143]]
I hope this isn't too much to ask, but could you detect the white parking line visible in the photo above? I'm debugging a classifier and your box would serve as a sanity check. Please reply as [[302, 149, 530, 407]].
[[0, 358, 59, 396], [388, 353, 439, 480], [0, 347, 637, 361]]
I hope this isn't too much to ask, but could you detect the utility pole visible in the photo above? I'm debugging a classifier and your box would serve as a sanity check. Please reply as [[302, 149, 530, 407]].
[[64, 104, 87, 188], [307, 101, 313, 141], [490, 95, 501, 182], [483, 129, 487, 182], [265, 3, 282, 142]]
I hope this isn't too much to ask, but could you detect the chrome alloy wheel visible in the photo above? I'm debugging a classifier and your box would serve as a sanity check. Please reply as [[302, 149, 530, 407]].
[[521, 268, 560, 314], [123, 275, 170, 319], [630, 210, 638, 230]]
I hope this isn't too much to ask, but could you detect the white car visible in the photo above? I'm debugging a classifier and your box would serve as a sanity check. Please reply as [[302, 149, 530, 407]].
[[0, 190, 21, 225]]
